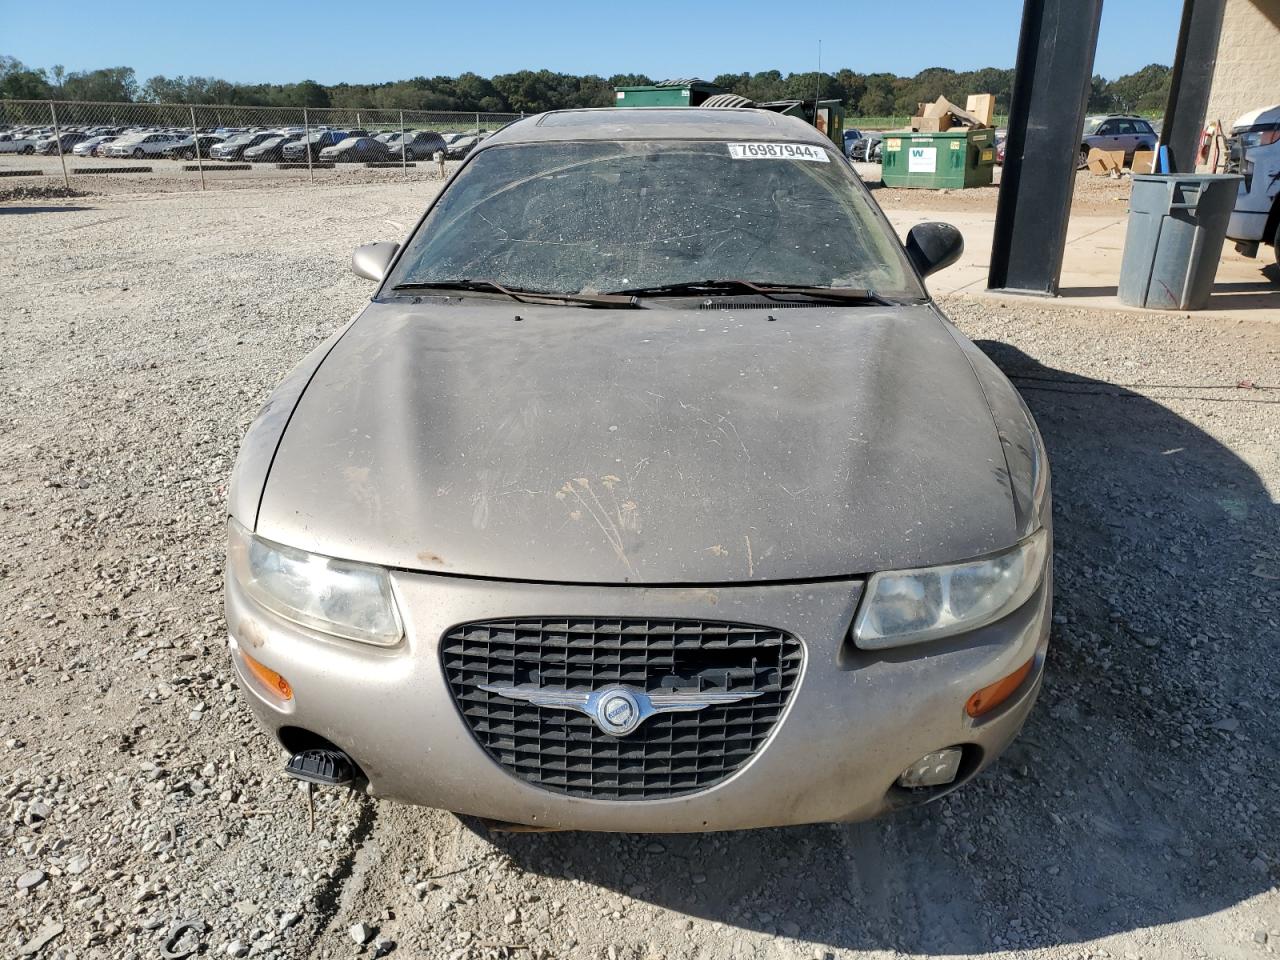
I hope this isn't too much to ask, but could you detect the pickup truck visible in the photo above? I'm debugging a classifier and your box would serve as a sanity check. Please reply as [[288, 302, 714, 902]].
[[1225, 103, 1280, 271]]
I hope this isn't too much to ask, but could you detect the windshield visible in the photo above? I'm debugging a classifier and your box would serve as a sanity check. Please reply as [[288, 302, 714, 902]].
[[386, 140, 922, 298]]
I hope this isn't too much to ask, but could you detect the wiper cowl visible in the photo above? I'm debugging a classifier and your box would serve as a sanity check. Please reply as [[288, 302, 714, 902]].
[[390, 279, 639, 309], [608, 279, 898, 305]]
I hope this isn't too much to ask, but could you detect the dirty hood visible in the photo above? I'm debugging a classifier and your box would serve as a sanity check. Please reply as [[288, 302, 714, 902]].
[[255, 298, 1018, 583]]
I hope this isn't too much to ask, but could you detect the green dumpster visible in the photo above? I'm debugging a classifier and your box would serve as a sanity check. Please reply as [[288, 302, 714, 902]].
[[880, 129, 996, 189]]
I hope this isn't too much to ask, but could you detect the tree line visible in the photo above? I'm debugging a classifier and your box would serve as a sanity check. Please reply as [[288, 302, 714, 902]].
[[0, 56, 1171, 117]]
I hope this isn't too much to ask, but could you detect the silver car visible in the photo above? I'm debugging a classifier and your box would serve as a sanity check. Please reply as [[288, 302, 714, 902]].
[[226, 108, 1052, 832]]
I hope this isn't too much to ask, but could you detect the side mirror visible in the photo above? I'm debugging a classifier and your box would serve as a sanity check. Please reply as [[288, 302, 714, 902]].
[[904, 222, 964, 278], [351, 242, 399, 282]]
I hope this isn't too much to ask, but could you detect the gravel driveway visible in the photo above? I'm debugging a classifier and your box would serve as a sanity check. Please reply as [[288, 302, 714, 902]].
[[2, 182, 1277, 960]]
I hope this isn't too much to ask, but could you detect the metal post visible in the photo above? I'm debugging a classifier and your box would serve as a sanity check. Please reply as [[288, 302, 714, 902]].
[[303, 107, 313, 182], [400, 110, 407, 179], [475, 111, 480, 132], [1161, 0, 1226, 173], [49, 100, 70, 189], [988, 0, 1104, 295], [189, 105, 205, 191]]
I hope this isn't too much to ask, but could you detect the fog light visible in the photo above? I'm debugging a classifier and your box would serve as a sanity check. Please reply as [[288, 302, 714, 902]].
[[898, 748, 962, 788]]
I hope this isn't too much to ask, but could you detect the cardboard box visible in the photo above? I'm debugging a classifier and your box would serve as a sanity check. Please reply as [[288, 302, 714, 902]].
[[965, 94, 995, 127], [922, 98, 951, 119], [911, 115, 953, 133], [1129, 150, 1156, 173], [1087, 147, 1125, 175]]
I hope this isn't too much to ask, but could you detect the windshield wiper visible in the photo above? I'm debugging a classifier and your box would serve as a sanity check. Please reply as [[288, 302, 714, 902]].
[[608, 279, 898, 305], [390, 279, 640, 309]]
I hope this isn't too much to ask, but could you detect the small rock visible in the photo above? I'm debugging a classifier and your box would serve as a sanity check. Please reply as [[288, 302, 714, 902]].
[[349, 922, 375, 945], [27, 800, 52, 822], [66, 854, 91, 875], [279, 911, 301, 931], [16, 869, 47, 890], [1254, 931, 1268, 945], [226, 941, 250, 958], [374, 938, 396, 957], [1210, 717, 1239, 732], [16, 921, 63, 956]]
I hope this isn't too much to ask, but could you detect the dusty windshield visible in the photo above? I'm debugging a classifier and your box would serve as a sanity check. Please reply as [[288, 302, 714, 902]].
[[387, 140, 923, 298]]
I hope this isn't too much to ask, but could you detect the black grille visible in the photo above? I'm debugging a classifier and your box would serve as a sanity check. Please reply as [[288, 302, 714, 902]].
[[441, 617, 803, 801]]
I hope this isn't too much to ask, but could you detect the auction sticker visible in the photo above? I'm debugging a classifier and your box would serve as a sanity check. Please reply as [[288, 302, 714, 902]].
[[728, 142, 829, 162]]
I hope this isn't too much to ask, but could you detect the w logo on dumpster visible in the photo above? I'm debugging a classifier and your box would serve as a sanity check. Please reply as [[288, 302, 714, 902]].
[[907, 146, 937, 173]]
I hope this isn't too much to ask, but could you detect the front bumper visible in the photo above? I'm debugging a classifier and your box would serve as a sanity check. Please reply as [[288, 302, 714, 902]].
[[226, 565, 1050, 832]]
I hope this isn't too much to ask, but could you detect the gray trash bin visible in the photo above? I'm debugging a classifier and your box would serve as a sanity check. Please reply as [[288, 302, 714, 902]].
[[1118, 173, 1242, 310]]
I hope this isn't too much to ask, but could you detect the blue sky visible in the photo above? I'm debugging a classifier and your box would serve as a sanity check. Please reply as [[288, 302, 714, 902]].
[[4, 0, 1179, 84]]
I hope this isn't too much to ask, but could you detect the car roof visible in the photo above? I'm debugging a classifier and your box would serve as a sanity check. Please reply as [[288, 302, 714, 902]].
[[481, 108, 825, 149]]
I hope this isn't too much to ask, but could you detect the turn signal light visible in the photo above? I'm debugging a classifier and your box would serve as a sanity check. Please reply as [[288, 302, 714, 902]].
[[966, 657, 1033, 718], [240, 650, 294, 702]]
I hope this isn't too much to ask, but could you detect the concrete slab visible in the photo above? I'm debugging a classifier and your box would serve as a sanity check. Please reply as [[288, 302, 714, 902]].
[[883, 205, 1278, 322]]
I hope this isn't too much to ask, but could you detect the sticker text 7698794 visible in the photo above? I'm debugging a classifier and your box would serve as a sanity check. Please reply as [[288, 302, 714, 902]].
[[727, 142, 830, 162]]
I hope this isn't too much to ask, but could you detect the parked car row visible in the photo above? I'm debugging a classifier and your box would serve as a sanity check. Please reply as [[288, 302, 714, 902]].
[[0, 122, 490, 163]]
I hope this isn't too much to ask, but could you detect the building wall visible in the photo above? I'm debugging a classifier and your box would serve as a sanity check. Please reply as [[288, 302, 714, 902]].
[[1206, 0, 1280, 128]]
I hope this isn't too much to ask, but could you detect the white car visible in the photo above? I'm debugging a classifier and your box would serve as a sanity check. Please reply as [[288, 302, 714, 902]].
[[104, 133, 181, 159], [1225, 103, 1280, 269], [72, 135, 117, 157], [0, 132, 39, 155]]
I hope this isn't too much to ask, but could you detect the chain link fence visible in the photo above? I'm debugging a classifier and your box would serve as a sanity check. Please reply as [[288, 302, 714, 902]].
[[0, 99, 523, 193]]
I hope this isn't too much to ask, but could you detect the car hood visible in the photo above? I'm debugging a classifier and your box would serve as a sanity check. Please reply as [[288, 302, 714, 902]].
[[254, 299, 1019, 584]]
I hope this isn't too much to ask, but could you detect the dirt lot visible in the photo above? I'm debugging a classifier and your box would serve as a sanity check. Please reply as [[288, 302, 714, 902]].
[[854, 163, 1139, 217], [0, 154, 461, 197], [2, 181, 1278, 960], [1, 153, 1132, 214]]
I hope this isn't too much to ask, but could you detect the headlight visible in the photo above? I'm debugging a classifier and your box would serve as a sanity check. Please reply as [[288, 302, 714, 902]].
[[227, 519, 403, 646], [853, 529, 1048, 649]]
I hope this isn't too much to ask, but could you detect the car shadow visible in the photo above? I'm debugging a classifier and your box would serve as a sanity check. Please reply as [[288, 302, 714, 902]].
[[0, 205, 95, 215], [483, 342, 1279, 954]]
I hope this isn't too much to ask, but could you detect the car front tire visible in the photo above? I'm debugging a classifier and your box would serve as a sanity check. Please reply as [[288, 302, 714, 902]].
[[22, 145, 34, 155], [132, 148, 144, 159]]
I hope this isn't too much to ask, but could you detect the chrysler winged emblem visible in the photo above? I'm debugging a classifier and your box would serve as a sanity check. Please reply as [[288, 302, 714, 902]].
[[477, 682, 761, 737]]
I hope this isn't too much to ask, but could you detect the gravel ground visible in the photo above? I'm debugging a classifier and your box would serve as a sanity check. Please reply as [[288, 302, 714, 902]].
[[2, 181, 1278, 960], [1, 153, 1131, 215], [0, 154, 461, 198]]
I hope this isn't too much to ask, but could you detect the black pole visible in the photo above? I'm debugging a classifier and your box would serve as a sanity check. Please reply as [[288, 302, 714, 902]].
[[1161, 0, 1226, 174], [989, 0, 1104, 295]]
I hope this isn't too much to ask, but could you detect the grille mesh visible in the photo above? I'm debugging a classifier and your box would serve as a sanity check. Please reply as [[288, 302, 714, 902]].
[[441, 617, 803, 801]]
